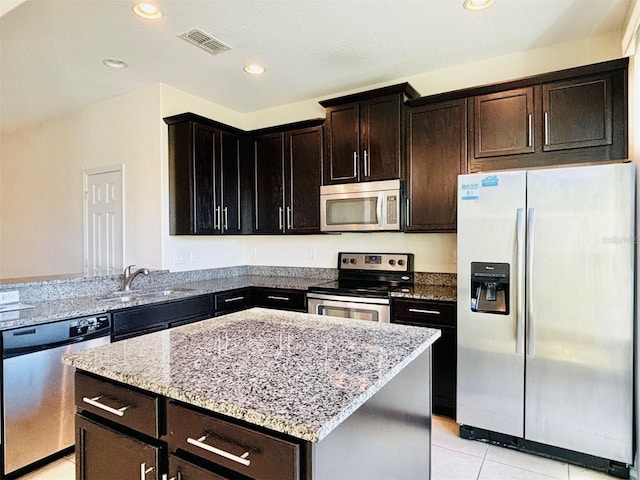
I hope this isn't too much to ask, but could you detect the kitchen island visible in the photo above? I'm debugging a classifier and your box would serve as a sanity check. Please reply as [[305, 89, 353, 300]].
[[63, 307, 440, 480]]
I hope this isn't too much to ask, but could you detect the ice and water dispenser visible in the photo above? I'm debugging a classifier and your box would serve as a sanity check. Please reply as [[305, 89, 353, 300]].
[[470, 262, 509, 314]]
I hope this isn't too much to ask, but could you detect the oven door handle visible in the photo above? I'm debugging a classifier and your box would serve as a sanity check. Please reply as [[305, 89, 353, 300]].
[[306, 293, 390, 305]]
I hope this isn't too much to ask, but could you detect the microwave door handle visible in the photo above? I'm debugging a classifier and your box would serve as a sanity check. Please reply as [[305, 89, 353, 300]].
[[377, 193, 384, 228]]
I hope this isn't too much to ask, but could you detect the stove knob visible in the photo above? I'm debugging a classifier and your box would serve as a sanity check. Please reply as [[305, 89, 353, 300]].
[[388, 259, 396, 266], [398, 259, 405, 266], [350, 258, 356, 264], [342, 258, 348, 264]]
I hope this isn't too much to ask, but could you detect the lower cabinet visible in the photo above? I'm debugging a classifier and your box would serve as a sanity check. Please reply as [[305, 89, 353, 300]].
[[112, 295, 214, 341], [391, 298, 457, 418], [75, 414, 163, 480], [251, 287, 307, 312], [214, 288, 253, 316], [166, 401, 301, 480]]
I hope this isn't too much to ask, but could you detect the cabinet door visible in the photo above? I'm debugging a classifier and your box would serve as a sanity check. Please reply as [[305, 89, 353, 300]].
[[542, 74, 612, 151], [219, 131, 242, 234], [473, 87, 534, 159], [285, 126, 323, 233], [192, 124, 219, 234], [324, 102, 360, 184], [76, 414, 161, 480], [406, 99, 466, 232], [361, 94, 402, 181], [254, 133, 284, 233], [168, 453, 230, 480]]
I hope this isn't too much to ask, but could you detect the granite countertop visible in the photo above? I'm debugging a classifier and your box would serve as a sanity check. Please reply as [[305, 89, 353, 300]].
[[0, 275, 325, 331], [63, 308, 440, 443], [0, 273, 456, 331], [390, 284, 457, 302]]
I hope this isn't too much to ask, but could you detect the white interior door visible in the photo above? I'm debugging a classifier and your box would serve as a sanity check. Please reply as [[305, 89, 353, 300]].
[[83, 166, 123, 275]]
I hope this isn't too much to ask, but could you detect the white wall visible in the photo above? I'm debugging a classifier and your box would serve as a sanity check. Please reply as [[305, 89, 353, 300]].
[[0, 32, 627, 278], [0, 84, 164, 277]]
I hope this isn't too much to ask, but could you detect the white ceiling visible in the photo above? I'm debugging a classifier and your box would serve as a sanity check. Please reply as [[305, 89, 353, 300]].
[[0, 0, 633, 133]]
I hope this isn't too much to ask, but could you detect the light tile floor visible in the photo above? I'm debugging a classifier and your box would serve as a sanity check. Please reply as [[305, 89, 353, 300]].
[[19, 415, 618, 480]]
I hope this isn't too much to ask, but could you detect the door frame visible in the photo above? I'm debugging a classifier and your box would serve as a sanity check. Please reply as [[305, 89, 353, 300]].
[[82, 164, 125, 275]]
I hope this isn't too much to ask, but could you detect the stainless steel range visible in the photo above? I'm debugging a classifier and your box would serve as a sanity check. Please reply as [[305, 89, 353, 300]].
[[307, 252, 414, 323]]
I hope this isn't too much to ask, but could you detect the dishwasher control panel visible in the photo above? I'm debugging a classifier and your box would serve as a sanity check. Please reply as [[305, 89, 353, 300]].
[[69, 315, 110, 337]]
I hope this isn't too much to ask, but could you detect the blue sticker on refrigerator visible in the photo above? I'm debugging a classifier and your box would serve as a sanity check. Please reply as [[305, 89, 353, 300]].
[[461, 183, 479, 200]]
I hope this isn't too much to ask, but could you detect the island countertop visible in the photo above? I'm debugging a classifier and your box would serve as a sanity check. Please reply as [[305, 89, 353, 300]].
[[63, 307, 440, 443]]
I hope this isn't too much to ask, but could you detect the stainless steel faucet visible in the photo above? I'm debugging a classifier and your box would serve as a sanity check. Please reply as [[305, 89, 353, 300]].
[[122, 265, 149, 291]]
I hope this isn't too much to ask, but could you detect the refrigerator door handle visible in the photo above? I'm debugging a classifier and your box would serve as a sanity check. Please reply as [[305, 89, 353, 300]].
[[516, 208, 526, 355], [526, 207, 536, 357]]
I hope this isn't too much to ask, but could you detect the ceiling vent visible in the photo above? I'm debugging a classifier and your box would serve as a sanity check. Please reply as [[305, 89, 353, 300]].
[[178, 28, 231, 55]]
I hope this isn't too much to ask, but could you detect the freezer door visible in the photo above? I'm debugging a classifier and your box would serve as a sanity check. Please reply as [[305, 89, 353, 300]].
[[457, 170, 526, 437], [525, 163, 634, 463]]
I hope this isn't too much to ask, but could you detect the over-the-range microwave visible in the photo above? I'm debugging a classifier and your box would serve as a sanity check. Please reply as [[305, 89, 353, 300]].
[[320, 179, 402, 232]]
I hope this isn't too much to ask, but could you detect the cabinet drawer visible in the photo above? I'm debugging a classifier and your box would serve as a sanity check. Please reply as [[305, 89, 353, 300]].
[[214, 288, 252, 314], [166, 402, 300, 480], [392, 299, 456, 328], [252, 288, 306, 312], [75, 372, 162, 438]]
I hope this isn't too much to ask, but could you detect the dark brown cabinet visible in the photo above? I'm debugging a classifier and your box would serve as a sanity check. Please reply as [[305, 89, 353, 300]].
[[253, 123, 323, 234], [406, 99, 467, 232], [214, 288, 252, 316], [542, 74, 612, 151], [467, 59, 627, 172], [391, 298, 456, 418], [75, 372, 164, 480], [165, 113, 248, 235], [473, 87, 534, 159], [320, 83, 419, 185], [252, 287, 307, 312]]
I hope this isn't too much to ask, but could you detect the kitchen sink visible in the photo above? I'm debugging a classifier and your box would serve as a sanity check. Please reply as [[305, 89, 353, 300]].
[[97, 288, 192, 302]]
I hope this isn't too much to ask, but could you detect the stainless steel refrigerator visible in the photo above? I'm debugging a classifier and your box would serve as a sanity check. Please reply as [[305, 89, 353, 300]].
[[456, 163, 635, 467]]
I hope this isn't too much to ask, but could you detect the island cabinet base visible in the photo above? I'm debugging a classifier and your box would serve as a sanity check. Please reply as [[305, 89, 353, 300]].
[[310, 349, 432, 480], [73, 350, 432, 480]]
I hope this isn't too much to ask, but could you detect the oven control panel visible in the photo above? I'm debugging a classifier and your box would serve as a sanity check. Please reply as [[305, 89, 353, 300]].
[[338, 253, 414, 272]]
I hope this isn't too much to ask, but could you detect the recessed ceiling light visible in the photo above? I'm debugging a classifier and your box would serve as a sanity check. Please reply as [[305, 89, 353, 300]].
[[132, 2, 163, 19], [103, 58, 128, 69], [243, 64, 265, 75], [463, 0, 494, 10]]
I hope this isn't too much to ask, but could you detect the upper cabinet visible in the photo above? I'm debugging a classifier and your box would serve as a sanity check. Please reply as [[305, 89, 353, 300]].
[[406, 99, 467, 232], [320, 83, 419, 185], [467, 58, 627, 172], [252, 121, 324, 234], [165, 113, 249, 235]]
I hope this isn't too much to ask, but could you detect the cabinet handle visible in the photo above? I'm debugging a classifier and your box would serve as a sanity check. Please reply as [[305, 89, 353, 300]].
[[363, 150, 369, 176], [224, 296, 245, 303], [353, 152, 358, 178], [214, 206, 221, 230], [140, 463, 154, 480], [223, 206, 228, 230], [544, 112, 549, 145], [187, 435, 251, 466], [406, 198, 410, 226], [408, 308, 441, 315], [527, 114, 533, 147], [278, 207, 284, 231], [267, 295, 290, 301], [82, 396, 130, 417], [286, 206, 293, 230]]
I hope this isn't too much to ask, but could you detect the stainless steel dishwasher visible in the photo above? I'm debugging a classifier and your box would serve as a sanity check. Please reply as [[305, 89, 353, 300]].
[[2, 313, 111, 477]]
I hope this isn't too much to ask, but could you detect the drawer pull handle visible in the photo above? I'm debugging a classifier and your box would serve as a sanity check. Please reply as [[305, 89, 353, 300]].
[[267, 295, 289, 301], [82, 396, 130, 417], [187, 435, 251, 466], [224, 296, 245, 303], [140, 463, 154, 480], [408, 308, 441, 315]]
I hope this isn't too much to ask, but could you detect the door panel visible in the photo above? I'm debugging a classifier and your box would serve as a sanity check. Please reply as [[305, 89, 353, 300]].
[[85, 168, 123, 275], [325, 103, 359, 184], [220, 131, 242, 233], [192, 124, 217, 234], [524, 163, 634, 462], [254, 134, 284, 233], [362, 95, 402, 181], [456, 170, 526, 436]]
